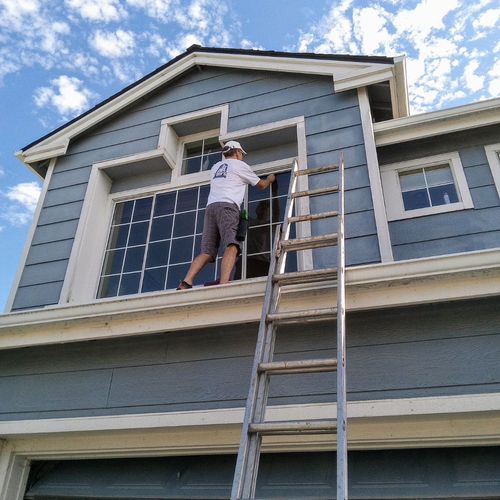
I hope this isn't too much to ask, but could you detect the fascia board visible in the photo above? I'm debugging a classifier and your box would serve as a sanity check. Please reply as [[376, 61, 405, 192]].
[[375, 97, 500, 146], [392, 55, 409, 118], [20, 53, 395, 165], [334, 66, 394, 92]]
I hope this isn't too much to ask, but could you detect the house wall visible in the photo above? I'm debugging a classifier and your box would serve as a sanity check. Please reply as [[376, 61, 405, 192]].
[[378, 125, 500, 260], [1, 297, 499, 421]]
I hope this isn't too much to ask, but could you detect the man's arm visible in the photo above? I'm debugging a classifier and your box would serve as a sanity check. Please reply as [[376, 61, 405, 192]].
[[256, 174, 276, 190]]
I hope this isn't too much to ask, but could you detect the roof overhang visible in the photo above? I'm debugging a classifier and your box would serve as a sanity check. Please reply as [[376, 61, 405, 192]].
[[374, 96, 500, 146], [17, 47, 407, 175]]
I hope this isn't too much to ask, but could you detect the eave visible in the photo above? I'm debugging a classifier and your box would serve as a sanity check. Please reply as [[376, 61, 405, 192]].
[[0, 247, 499, 351], [374, 96, 500, 146], [17, 47, 406, 173]]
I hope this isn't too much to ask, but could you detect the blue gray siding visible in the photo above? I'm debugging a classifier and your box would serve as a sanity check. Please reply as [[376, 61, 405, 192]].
[[1, 297, 499, 420], [12, 66, 375, 310], [378, 125, 500, 260]]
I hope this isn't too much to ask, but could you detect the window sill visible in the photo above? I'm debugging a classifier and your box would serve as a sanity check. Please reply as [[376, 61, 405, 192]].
[[387, 201, 472, 221]]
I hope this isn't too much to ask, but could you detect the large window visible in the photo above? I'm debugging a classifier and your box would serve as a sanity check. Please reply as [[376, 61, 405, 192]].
[[380, 153, 473, 221], [97, 171, 295, 298]]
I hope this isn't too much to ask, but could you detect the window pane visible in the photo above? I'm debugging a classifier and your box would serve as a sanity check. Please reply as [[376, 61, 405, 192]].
[[199, 185, 209, 207], [166, 263, 190, 289], [247, 253, 270, 278], [119, 272, 141, 296], [247, 226, 271, 255], [402, 189, 430, 210], [184, 140, 203, 157], [249, 183, 268, 202], [196, 210, 205, 234], [154, 192, 176, 216], [249, 200, 271, 227], [204, 137, 221, 153], [102, 249, 125, 275], [399, 170, 426, 191], [142, 267, 167, 293], [274, 171, 291, 196], [150, 216, 173, 241], [123, 246, 145, 272], [183, 157, 202, 175], [113, 200, 134, 225], [132, 197, 153, 221], [195, 261, 217, 284], [425, 165, 454, 185], [176, 188, 198, 212], [98, 275, 120, 298], [107, 224, 129, 249], [173, 211, 196, 237], [128, 221, 149, 246], [271, 196, 286, 224], [429, 184, 459, 206], [146, 240, 170, 268], [170, 236, 194, 264], [202, 152, 221, 171]]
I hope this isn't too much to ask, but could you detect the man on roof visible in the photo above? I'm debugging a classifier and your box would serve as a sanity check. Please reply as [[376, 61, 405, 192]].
[[177, 140, 276, 290]]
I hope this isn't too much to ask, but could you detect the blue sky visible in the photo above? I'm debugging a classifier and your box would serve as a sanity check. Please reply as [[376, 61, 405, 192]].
[[0, 0, 499, 311]]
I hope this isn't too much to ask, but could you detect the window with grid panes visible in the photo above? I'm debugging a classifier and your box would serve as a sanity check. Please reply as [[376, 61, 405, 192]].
[[97, 171, 296, 298], [398, 164, 459, 211], [182, 137, 222, 175]]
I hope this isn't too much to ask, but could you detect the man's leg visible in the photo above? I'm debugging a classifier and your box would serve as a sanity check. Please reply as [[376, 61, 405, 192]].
[[219, 244, 239, 284], [182, 253, 213, 287]]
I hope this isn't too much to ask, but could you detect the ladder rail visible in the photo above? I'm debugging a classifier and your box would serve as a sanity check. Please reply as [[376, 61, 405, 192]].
[[336, 154, 348, 499], [231, 162, 299, 499]]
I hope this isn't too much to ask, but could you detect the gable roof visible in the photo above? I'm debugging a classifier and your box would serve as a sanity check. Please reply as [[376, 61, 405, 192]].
[[18, 45, 408, 173]]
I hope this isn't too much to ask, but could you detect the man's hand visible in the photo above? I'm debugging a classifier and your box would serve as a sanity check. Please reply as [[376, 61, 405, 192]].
[[267, 174, 276, 183]]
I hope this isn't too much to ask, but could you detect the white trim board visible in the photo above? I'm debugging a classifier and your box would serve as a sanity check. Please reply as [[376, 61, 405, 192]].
[[2, 392, 500, 438], [1, 247, 500, 350], [18, 51, 406, 166], [485, 143, 500, 200], [374, 96, 500, 146]]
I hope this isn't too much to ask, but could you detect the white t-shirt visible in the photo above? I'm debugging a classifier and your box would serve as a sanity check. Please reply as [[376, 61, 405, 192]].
[[207, 158, 261, 207]]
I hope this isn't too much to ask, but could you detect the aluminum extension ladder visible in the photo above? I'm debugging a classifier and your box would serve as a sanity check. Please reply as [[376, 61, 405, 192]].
[[231, 156, 347, 499]]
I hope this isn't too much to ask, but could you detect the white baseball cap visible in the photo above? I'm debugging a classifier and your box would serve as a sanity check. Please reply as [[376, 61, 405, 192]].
[[222, 140, 247, 155]]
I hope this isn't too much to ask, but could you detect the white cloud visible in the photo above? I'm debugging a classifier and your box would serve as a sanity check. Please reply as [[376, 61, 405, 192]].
[[0, 0, 40, 30], [464, 60, 485, 92], [1, 182, 41, 226], [240, 39, 266, 51], [125, 0, 177, 21], [89, 29, 136, 58], [34, 75, 97, 117], [352, 6, 394, 55], [65, 0, 128, 22], [472, 8, 500, 29]]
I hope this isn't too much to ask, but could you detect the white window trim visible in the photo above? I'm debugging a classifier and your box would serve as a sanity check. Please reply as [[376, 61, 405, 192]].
[[380, 152, 474, 221], [485, 143, 500, 200], [60, 113, 309, 305]]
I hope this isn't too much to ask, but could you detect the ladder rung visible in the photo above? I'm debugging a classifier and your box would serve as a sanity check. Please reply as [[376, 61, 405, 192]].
[[249, 420, 337, 435], [295, 165, 339, 176], [288, 211, 339, 224], [258, 358, 338, 375], [273, 267, 337, 286], [267, 307, 337, 324], [292, 186, 339, 199], [280, 233, 338, 252]]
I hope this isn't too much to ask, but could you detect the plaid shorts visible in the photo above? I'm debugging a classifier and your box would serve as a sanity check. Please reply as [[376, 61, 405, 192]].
[[201, 202, 241, 260]]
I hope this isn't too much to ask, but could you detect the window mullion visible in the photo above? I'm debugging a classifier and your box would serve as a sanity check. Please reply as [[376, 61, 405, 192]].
[[137, 196, 156, 294]]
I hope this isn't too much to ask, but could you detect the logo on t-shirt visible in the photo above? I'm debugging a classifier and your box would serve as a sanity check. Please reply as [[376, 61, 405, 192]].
[[214, 163, 228, 179]]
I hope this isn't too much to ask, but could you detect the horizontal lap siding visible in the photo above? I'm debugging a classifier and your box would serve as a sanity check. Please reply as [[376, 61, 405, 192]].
[[12, 66, 375, 310], [378, 126, 500, 261], [1, 297, 498, 420]]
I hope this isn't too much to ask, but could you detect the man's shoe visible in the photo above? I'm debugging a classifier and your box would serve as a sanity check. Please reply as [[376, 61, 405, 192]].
[[176, 280, 193, 290]]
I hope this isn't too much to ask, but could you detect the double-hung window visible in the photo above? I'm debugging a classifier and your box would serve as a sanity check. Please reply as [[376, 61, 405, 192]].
[[97, 170, 295, 298], [380, 153, 474, 221]]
